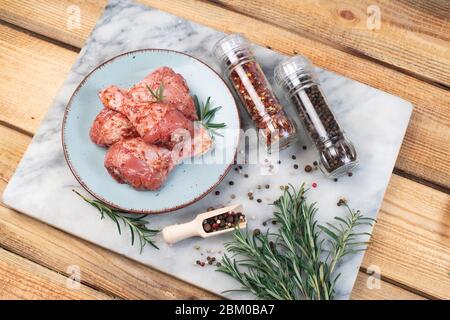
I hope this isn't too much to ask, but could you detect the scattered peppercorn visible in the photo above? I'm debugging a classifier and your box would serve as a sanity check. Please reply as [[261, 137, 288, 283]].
[[230, 194, 236, 199], [313, 161, 318, 166], [229, 181, 234, 186], [272, 220, 277, 225], [348, 172, 353, 177], [292, 155, 296, 160], [216, 262, 222, 267], [265, 184, 270, 189], [302, 145, 307, 150], [277, 160, 281, 164], [244, 174, 249, 178], [238, 165, 243, 169], [294, 164, 299, 169], [215, 190, 220, 195], [262, 221, 267, 226], [312, 182, 318, 188], [334, 178, 338, 182], [253, 228, 261, 236], [203, 211, 246, 233], [304, 165, 312, 172], [337, 197, 347, 206], [257, 198, 262, 203]]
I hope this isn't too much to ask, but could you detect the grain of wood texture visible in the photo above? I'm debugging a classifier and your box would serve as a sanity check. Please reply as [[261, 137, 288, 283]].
[[3, 0, 446, 187], [0, 247, 111, 299], [351, 272, 425, 300], [0, 0, 101, 48], [0, 127, 431, 299], [361, 174, 450, 300], [0, 126, 30, 186], [212, 0, 450, 86], [0, 0, 448, 300], [0, 22, 78, 135], [0, 202, 219, 300]]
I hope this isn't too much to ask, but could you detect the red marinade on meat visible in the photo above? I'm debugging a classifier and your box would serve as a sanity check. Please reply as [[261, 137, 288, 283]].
[[90, 108, 138, 147]]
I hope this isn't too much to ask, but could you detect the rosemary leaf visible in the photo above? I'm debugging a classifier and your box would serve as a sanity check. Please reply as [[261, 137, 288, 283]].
[[217, 183, 374, 300], [145, 83, 165, 102], [194, 95, 227, 137], [73, 190, 159, 252]]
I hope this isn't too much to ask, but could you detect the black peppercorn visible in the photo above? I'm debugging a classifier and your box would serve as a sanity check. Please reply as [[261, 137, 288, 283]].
[[304, 165, 312, 172], [292, 155, 296, 160], [229, 181, 234, 185], [294, 164, 299, 169], [257, 198, 262, 203], [215, 190, 220, 195], [253, 229, 261, 236]]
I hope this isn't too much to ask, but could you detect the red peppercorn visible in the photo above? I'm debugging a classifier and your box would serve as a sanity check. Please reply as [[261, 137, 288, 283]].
[[312, 182, 318, 188]]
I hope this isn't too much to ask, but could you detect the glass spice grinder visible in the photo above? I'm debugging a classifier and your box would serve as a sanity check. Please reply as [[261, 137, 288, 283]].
[[213, 34, 297, 152], [274, 55, 358, 178]]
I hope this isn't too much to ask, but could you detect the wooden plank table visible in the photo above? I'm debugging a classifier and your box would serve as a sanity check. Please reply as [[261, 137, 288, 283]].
[[0, 0, 448, 300]]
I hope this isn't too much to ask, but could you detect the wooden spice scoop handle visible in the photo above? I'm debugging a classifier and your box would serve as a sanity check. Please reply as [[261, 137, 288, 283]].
[[162, 220, 200, 245]]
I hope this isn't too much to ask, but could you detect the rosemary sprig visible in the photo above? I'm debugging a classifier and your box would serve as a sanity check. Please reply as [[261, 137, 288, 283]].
[[194, 95, 226, 137], [73, 190, 159, 252], [217, 183, 374, 300], [145, 83, 165, 102]]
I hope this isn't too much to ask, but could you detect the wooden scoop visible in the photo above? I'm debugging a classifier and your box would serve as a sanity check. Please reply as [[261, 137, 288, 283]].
[[162, 204, 246, 245]]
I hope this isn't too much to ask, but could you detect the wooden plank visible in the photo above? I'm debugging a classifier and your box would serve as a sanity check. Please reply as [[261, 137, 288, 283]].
[[0, 125, 30, 185], [212, 0, 450, 86], [0, 0, 101, 48], [0, 247, 111, 299], [0, 22, 78, 135], [361, 174, 450, 299], [0, 126, 430, 299], [351, 272, 425, 300], [0, 202, 219, 300], [0, 0, 448, 188]]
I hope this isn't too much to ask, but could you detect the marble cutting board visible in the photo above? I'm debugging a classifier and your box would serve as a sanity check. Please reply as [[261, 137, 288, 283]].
[[2, 0, 413, 299]]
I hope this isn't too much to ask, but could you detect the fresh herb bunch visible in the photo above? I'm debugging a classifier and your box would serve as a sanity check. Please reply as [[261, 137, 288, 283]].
[[194, 95, 226, 137], [145, 83, 165, 102], [217, 183, 374, 300], [73, 190, 159, 252]]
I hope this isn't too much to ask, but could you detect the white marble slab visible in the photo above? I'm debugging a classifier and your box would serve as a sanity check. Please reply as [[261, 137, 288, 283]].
[[2, 0, 412, 299]]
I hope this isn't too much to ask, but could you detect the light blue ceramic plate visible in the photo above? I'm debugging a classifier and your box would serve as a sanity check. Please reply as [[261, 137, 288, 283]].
[[62, 49, 240, 214]]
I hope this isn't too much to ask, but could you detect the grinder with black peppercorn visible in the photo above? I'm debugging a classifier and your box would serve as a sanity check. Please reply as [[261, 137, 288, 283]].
[[275, 55, 358, 178]]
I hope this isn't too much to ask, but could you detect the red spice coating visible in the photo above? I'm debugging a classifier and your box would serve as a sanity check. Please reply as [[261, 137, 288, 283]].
[[230, 60, 295, 146]]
